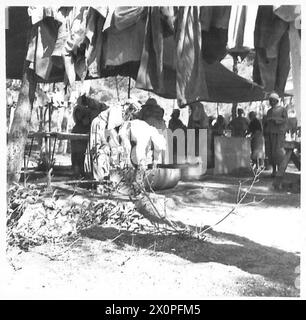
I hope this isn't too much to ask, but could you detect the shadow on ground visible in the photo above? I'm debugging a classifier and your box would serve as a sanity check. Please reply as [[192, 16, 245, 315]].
[[159, 172, 300, 208], [80, 226, 300, 292]]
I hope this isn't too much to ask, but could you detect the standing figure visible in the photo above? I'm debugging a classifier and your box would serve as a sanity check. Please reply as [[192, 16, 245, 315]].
[[187, 102, 209, 157], [168, 109, 186, 132], [71, 106, 91, 177], [71, 95, 109, 177], [212, 115, 227, 136], [168, 109, 187, 163], [263, 92, 288, 177], [228, 108, 249, 137], [248, 111, 265, 167], [187, 102, 209, 129]]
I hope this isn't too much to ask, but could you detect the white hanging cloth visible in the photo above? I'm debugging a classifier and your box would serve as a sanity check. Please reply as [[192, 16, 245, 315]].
[[228, 5, 258, 50]]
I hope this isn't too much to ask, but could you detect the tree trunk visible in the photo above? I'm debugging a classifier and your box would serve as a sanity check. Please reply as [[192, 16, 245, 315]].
[[231, 55, 239, 120], [7, 66, 37, 185], [232, 102, 238, 120]]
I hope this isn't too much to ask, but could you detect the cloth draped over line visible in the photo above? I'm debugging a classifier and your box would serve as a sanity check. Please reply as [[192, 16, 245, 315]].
[[133, 6, 264, 104], [112, 7, 146, 31], [273, 5, 301, 126], [227, 5, 258, 59], [135, 7, 170, 98], [10, 6, 267, 105], [253, 5, 291, 95], [200, 6, 231, 63], [102, 6, 265, 104], [175, 7, 208, 105], [26, 7, 108, 84]]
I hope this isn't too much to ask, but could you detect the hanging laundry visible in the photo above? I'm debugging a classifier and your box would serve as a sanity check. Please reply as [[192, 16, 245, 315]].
[[26, 18, 59, 80], [103, 18, 145, 66], [227, 5, 258, 55], [200, 6, 231, 31], [14, 6, 267, 104], [27, 7, 110, 84], [112, 6, 146, 31], [200, 6, 231, 63], [27, 7, 61, 25], [175, 6, 208, 105], [160, 7, 175, 36], [136, 7, 166, 95], [85, 8, 106, 78], [253, 5, 290, 94], [60, 7, 90, 85], [273, 5, 301, 24], [273, 5, 301, 125]]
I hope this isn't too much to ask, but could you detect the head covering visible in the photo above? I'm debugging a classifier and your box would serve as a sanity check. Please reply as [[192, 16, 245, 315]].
[[269, 92, 280, 101], [143, 98, 159, 108], [140, 98, 164, 121]]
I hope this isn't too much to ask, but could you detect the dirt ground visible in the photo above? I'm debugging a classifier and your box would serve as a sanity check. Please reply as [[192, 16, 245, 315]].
[[4, 166, 301, 299]]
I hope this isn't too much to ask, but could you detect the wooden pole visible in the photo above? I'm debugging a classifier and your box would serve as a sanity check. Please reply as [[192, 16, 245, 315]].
[[231, 55, 239, 120], [128, 76, 131, 99], [48, 101, 52, 167]]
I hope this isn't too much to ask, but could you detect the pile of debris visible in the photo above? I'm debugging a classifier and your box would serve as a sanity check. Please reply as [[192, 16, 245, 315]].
[[7, 184, 191, 250], [76, 199, 156, 233], [7, 184, 79, 248]]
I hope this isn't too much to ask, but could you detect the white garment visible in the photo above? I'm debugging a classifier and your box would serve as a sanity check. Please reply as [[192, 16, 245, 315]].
[[228, 5, 258, 50], [119, 120, 166, 167]]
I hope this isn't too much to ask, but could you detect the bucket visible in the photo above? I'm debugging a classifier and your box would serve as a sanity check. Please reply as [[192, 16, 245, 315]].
[[145, 168, 181, 191]]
